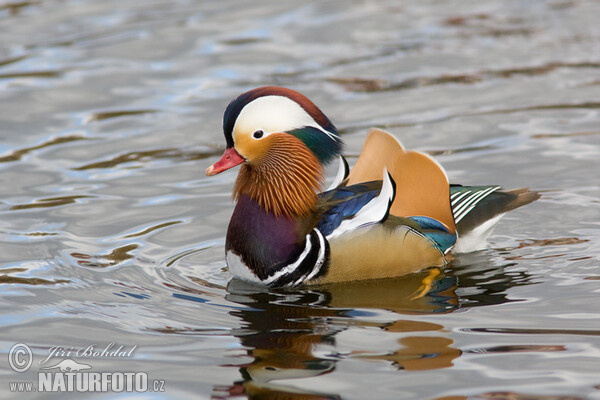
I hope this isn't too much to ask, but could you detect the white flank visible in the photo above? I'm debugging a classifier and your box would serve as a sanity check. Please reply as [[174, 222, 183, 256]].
[[326, 169, 394, 240], [453, 213, 506, 253]]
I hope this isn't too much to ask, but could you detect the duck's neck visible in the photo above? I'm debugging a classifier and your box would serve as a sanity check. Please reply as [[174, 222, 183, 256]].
[[232, 135, 324, 218]]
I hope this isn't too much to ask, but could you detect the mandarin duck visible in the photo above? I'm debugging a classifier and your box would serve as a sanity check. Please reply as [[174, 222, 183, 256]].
[[206, 86, 539, 287]]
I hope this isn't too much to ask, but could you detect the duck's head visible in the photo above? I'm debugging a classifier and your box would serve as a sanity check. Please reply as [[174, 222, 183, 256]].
[[206, 86, 341, 175], [206, 86, 342, 217]]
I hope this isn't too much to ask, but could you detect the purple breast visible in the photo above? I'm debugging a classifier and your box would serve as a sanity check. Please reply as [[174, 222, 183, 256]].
[[226, 194, 303, 279]]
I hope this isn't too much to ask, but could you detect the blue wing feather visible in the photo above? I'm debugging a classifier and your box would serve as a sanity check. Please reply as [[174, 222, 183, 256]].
[[317, 184, 379, 236]]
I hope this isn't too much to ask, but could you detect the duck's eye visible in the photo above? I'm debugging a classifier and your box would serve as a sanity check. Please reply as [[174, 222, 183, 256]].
[[253, 130, 264, 139]]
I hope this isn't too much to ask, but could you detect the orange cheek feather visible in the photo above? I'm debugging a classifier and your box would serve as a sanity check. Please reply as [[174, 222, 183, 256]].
[[233, 134, 324, 217], [232, 131, 271, 164]]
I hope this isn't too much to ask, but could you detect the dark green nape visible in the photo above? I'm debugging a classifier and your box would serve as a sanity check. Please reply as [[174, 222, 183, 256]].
[[289, 127, 342, 165]]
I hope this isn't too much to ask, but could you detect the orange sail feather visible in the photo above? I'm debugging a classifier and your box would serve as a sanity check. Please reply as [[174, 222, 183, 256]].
[[347, 129, 455, 234]]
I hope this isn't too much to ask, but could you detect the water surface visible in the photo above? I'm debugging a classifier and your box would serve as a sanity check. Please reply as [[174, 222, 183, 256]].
[[1, 1, 600, 399]]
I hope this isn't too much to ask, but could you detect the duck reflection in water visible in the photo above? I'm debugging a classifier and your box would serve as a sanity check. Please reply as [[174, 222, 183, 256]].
[[212, 258, 533, 399]]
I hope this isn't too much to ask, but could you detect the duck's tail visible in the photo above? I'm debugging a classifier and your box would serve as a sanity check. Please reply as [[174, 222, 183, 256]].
[[451, 185, 541, 252]]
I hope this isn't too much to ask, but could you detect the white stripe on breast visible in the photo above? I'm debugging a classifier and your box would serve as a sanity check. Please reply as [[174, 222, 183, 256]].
[[227, 229, 327, 286], [262, 232, 314, 285], [295, 229, 326, 285]]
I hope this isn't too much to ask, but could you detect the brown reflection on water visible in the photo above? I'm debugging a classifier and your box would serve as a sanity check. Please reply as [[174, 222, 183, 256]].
[[10, 195, 92, 210], [464, 327, 600, 337], [435, 397, 468, 400], [0, 267, 70, 285], [353, 336, 460, 371], [433, 394, 583, 400], [475, 391, 583, 400], [0, 274, 70, 285], [344, 100, 600, 133], [120, 220, 182, 239], [497, 237, 590, 262], [0, 70, 63, 79], [326, 62, 600, 93], [212, 383, 340, 400], [532, 131, 600, 139], [215, 287, 341, 399], [71, 243, 138, 268], [84, 109, 159, 122], [321, 269, 457, 314], [0, 1, 37, 15], [514, 237, 589, 248], [352, 319, 460, 371], [0, 55, 28, 66], [208, 255, 532, 399], [73, 148, 221, 170], [466, 344, 566, 354], [0, 134, 88, 163]]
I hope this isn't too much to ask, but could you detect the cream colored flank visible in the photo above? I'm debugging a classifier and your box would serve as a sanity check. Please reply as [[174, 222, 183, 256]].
[[311, 225, 445, 284]]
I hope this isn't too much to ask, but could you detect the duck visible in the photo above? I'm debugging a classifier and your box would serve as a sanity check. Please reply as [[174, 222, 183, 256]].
[[206, 86, 539, 287]]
